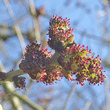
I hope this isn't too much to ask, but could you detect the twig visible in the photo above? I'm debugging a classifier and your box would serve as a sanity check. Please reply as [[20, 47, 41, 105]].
[[29, 0, 41, 42], [23, 79, 34, 94], [3, 0, 26, 53], [50, 52, 60, 65], [0, 61, 23, 110], [5, 69, 26, 81], [0, 40, 9, 58], [3, 82, 24, 110], [12, 92, 44, 110], [0, 69, 26, 84], [104, 77, 110, 110], [1, 60, 44, 110], [63, 84, 76, 110]]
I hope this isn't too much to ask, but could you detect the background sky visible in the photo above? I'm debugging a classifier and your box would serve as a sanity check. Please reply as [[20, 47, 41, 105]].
[[0, 0, 110, 110]]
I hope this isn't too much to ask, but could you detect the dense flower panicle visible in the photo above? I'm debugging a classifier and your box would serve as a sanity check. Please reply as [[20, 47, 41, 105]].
[[19, 41, 51, 79], [57, 42, 106, 85], [48, 15, 74, 51], [44, 65, 63, 84], [28, 65, 63, 85], [13, 77, 26, 89], [57, 41, 91, 71], [18, 15, 106, 86], [19, 41, 63, 85], [87, 56, 106, 85], [35, 66, 63, 85]]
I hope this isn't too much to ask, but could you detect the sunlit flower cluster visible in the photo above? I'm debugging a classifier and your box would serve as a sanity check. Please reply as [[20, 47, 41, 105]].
[[48, 15, 74, 52], [58, 42, 105, 85], [19, 15, 106, 86], [19, 41, 50, 78], [19, 41, 63, 85]]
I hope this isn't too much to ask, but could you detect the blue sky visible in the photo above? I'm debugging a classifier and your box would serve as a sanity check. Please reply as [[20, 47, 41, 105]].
[[0, 0, 109, 110]]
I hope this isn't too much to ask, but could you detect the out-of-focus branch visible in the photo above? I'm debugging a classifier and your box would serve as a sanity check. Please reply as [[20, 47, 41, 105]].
[[0, 104, 3, 110], [3, 0, 26, 53], [0, 61, 44, 110], [0, 40, 9, 58], [63, 84, 76, 110], [0, 69, 26, 83], [12, 92, 44, 110], [7, 69, 25, 80], [3, 82, 24, 110], [0, 24, 36, 41], [73, 26, 102, 41], [84, 101, 91, 110], [0, 61, 23, 110], [3, 82, 44, 110], [29, 0, 41, 43], [104, 77, 110, 110]]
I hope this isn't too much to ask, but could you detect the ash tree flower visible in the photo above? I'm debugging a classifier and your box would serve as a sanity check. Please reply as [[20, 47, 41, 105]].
[[19, 41, 63, 85], [57, 42, 105, 85], [48, 15, 75, 52], [18, 15, 106, 86]]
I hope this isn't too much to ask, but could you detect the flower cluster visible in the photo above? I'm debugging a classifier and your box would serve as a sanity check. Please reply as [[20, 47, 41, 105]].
[[58, 42, 105, 85], [13, 76, 26, 89], [36, 65, 63, 84], [19, 41, 63, 85], [19, 15, 106, 86], [48, 15, 74, 52], [19, 41, 51, 79]]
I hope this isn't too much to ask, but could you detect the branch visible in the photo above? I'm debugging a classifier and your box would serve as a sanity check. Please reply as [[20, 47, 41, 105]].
[[12, 92, 44, 110], [0, 61, 23, 110], [6, 69, 26, 80], [0, 69, 26, 84], [3, 82, 24, 110], [3, 0, 26, 53], [29, 0, 41, 42], [63, 84, 76, 110]]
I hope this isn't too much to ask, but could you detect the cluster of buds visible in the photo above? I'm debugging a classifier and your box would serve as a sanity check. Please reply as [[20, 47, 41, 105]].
[[13, 76, 26, 89], [48, 15, 74, 52], [58, 42, 105, 85], [19, 41, 63, 85], [19, 41, 51, 79], [19, 15, 106, 86], [36, 65, 63, 84]]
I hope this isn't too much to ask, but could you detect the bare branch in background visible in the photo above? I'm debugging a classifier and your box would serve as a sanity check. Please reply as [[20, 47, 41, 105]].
[[29, 0, 41, 43], [63, 84, 76, 110], [3, 0, 26, 53]]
